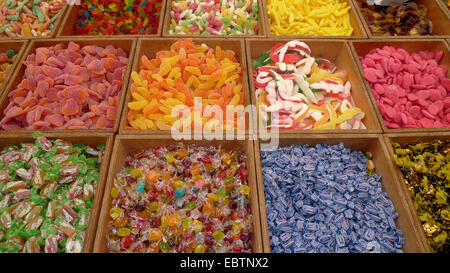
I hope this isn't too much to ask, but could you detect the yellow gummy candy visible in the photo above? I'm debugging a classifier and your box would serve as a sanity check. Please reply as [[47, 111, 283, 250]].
[[128, 100, 148, 110]]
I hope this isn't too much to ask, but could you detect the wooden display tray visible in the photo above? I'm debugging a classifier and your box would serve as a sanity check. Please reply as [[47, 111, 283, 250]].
[[93, 135, 263, 253], [0, 132, 114, 253], [353, 0, 450, 39], [383, 132, 450, 253], [0, 40, 28, 97], [119, 38, 254, 137], [254, 134, 429, 253], [57, 1, 167, 38], [262, 0, 368, 39], [1, 4, 68, 40], [348, 39, 450, 133], [245, 38, 382, 136], [0, 37, 137, 134], [162, 0, 267, 38]]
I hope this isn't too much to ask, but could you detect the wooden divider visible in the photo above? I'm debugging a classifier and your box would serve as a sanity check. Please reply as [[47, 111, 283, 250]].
[[162, 0, 267, 37], [245, 38, 382, 136], [0, 132, 115, 252], [0, 37, 137, 135], [119, 37, 255, 137], [353, 0, 450, 39], [262, 0, 368, 39], [348, 39, 450, 133], [382, 132, 450, 253], [57, 1, 167, 38], [254, 134, 429, 252], [93, 135, 263, 253]]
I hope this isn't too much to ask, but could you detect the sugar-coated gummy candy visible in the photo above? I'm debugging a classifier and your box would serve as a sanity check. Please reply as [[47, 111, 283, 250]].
[[74, 0, 163, 35], [107, 143, 253, 253], [254, 40, 366, 130], [261, 143, 405, 253], [0, 42, 129, 130], [0, 0, 65, 38], [127, 39, 246, 131], [359, 46, 450, 129], [170, 0, 259, 35], [392, 139, 449, 253], [0, 132, 104, 253], [267, 0, 354, 36]]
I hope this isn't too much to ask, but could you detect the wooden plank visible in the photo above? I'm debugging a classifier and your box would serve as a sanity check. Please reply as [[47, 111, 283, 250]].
[[245, 38, 382, 136], [348, 39, 450, 133], [93, 135, 263, 253], [263, 0, 368, 39], [0, 132, 115, 253], [0, 37, 137, 135], [254, 133, 428, 252], [56, 1, 166, 38], [353, 0, 450, 39], [119, 37, 254, 137], [161, 0, 266, 38], [382, 132, 450, 252]]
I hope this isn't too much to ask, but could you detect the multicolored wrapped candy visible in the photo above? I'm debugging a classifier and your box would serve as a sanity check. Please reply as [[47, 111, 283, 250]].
[[107, 143, 253, 253]]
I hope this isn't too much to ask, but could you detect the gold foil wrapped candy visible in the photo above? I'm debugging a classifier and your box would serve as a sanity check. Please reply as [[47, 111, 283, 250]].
[[392, 139, 449, 253]]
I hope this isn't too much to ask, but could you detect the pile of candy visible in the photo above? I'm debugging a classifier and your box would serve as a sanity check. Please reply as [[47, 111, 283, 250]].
[[0, 133, 104, 253], [127, 39, 245, 131], [0, 49, 18, 86], [392, 139, 449, 253], [360, 0, 433, 36], [359, 46, 450, 129], [266, 0, 354, 36], [74, 0, 163, 35], [444, 0, 449, 9], [0, 0, 65, 38], [253, 40, 365, 130], [169, 0, 259, 35], [0, 42, 129, 130], [107, 143, 253, 253], [261, 143, 404, 253]]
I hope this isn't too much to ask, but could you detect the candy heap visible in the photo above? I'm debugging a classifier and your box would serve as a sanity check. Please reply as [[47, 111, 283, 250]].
[[0, 49, 18, 86], [253, 40, 365, 130], [266, 0, 354, 36], [0, 0, 65, 38], [169, 0, 259, 35], [127, 39, 245, 131], [392, 140, 449, 253], [0, 42, 129, 130], [359, 46, 450, 129], [0, 133, 104, 253], [74, 0, 163, 35], [360, 0, 433, 36], [107, 144, 253, 253], [261, 143, 404, 253]]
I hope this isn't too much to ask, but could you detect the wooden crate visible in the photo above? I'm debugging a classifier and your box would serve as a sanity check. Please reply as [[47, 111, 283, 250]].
[[254, 134, 429, 252], [245, 38, 382, 136], [383, 132, 450, 253], [0, 37, 137, 134], [1, 4, 68, 40], [57, 1, 166, 38], [162, 0, 267, 38], [0, 132, 114, 253], [348, 39, 450, 133], [262, 0, 368, 39], [0, 40, 28, 97], [119, 38, 254, 137], [93, 135, 263, 253], [353, 0, 450, 39]]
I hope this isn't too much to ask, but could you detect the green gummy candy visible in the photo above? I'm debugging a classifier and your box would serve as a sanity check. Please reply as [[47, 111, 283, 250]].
[[6, 15, 19, 21], [6, 49, 17, 58], [221, 17, 231, 24], [0, 24, 12, 34]]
